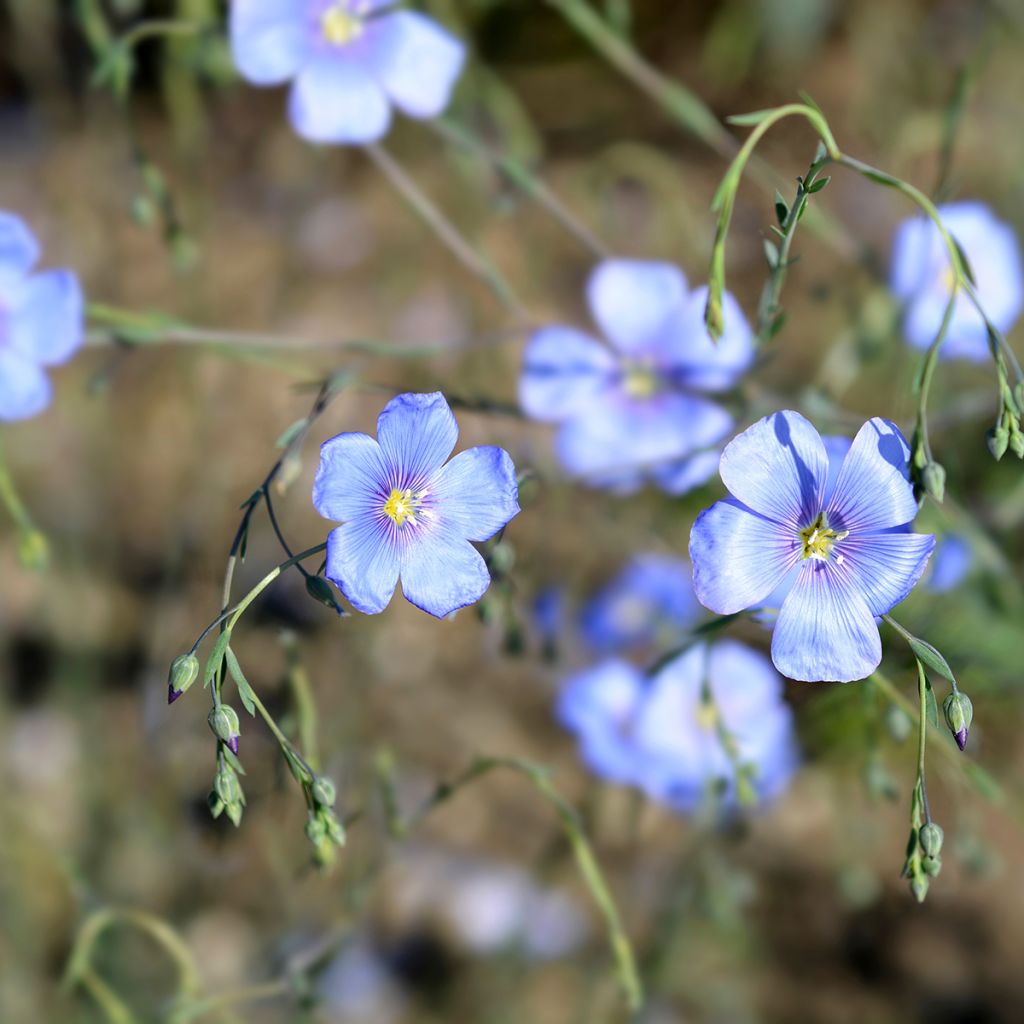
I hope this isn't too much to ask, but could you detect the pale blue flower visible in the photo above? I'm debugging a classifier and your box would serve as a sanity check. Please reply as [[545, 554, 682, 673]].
[[520, 259, 754, 494], [690, 411, 935, 682], [891, 201, 1023, 362], [231, 0, 466, 145], [0, 212, 83, 422], [312, 392, 519, 617], [927, 534, 972, 593]]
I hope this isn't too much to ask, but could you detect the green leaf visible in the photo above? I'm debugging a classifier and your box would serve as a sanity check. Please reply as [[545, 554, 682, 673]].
[[774, 190, 789, 226], [924, 678, 938, 728], [763, 238, 779, 268], [225, 647, 257, 716], [203, 631, 231, 689], [806, 175, 831, 194], [726, 108, 777, 126], [275, 418, 308, 450], [910, 638, 957, 686]]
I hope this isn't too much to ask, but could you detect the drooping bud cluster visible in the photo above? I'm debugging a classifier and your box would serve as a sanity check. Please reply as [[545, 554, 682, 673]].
[[305, 774, 345, 869], [208, 703, 241, 755], [167, 654, 199, 704], [209, 758, 245, 828]]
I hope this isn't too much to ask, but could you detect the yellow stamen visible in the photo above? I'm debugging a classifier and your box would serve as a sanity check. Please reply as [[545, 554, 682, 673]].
[[696, 698, 718, 731], [799, 511, 849, 562], [622, 360, 660, 399], [321, 5, 363, 46], [383, 487, 419, 526], [938, 262, 956, 294]]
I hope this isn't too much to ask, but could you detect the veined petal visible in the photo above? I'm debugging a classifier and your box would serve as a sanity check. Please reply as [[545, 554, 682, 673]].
[[838, 530, 934, 616], [826, 417, 917, 533], [288, 56, 391, 144], [325, 518, 401, 614], [0, 212, 39, 280], [585, 259, 686, 354], [313, 431, 390, 522], [377, 391, 458, 483], [0, 349, 51, 421], [400, 528, 490, 618], [772, 561, 881, 682], [363, 11, 465, 119], [689, 498, 800, 614], [431, 446, 520, 542], [8, 269, 83, 366], [719, 410, 828, 527], [230, 0, 309, 85], [519, 326, 616, 423]]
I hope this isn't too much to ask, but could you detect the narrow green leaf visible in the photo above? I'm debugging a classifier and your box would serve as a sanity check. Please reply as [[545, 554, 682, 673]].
[[203, 631, 231, 689], [275, 418, 308, 450], [806, 175, 831, 193], [763, 238, 779, 268], [225, 647, 257, 716], [774, 190, 789, 226], [909, 638, 957, 686]]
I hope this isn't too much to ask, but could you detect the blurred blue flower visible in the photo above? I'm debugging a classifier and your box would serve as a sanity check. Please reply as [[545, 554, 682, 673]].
[[519, 260, 754, 494], [690, 411, 935, 682], [0, 212, 83, 422], [891, 201, 1023, 362], [557, 641, 799, 811], [927, 534, 972, 593], [231, 0, 466, 145], [313, 392, 519, 617], [580, 553, 701, 654]]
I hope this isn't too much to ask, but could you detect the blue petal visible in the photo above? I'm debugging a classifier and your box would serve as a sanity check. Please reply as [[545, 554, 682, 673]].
[[377, 391, 458, 483], [519, 326, 616, 423], [8, 270, 83, 366], [230, 0, 309, 85], [689, 498, 800, 615], [431, 446, 520, 542], [839, 530, 934, 615], [585, 259, 686, 354], [363, 12, 465, 119], [651, 449, 721, 496], [719, 410, 827, 527], [927, 534, 972, 593], [325, 518, 401, 614], [771, 561, 881, 682], [0, 349, 51, 422], [820, 435, 852, 504], [288, 56, 391, 144], [0, 212, 39, 281], [826, 417, 917, 533], [313, 431, 390, 522], [400, 528, 490, 617], [890, 212, 935, 301]]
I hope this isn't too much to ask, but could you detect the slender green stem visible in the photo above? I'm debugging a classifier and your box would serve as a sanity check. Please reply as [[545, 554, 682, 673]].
[[169, 980, 291, 1024], [119, 18, 201, 50], [914, 288, 959, 463], [0, 441, 35, 535], [916, 661, 932, 824], [223, 543, 327, 635]]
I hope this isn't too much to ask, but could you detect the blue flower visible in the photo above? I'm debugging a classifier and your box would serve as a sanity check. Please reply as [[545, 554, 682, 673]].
[[0, 212, 83, 422], [580, 553, 701, 654], [891, 201, 1023, 362], [689, 411, 935, 682], [312, 392, 520, 618], [557, 641, 799, 811], [519, 260, 754, 495], [230, 0, 466, 145], [927, 534, 972, 593]]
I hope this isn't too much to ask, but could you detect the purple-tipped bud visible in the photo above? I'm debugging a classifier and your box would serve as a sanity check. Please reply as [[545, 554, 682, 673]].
[[942, 691, 973, 751], [208, 704, 241, 753], [227, 735, 240, 756], [167, 653, 199, 704]]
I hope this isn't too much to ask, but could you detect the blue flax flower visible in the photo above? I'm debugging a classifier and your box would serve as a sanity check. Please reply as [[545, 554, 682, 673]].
[[0, 212, 83, 422], [689, 411, 935, 682], [519, 259, 754, 494], [313, 392, 519, 617], [891, 201, 1023, 362], [557, 641, 798, 811], [927, 534, 972, 594], [231, 0, 465, 145], [580, 553, 701, 654]]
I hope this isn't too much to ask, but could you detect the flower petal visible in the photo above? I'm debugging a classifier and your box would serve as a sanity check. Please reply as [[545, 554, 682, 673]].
[[838, 530, 934, 615], [8, 269, 83, 366], [651, 449, 721, 496], [400, 529, 490, 617], [230, 0, 309, 85], [431, 446, 520, 542], [0, 212, 39, 280], [927, 534, 972, 593], [363, 11, 465, 119], [826, 417, 917, 533], [313, 431, 390, 523], [325, 518, 401, 614], [719, 410, 828, 527], [288, 56, 391, 144], [0, 349, 51, 422], [771, 561, 881, 682], [377, 391, 458, 483], [689, 498, 800, 615], [519, 326, 616, 423], [585, 259, 686, 354]]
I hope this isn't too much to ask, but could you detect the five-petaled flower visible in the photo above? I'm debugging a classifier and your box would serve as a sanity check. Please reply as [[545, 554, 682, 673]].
[[230, 0, 466, 145], [689, 411, 935, 682], [0, 212, 83, 422], [557, 641, 799, 812], [891, 201, 1023, 362], [313, 392, 520, 618], [519, 259, 754, 494]]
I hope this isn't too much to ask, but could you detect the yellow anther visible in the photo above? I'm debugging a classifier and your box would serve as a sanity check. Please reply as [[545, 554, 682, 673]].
[[696, 698, 718, 731], [622, 360, 660, 399], [383, 487, 418, 526], [799, 511, 848, 562], [321, 5, 363, 46]]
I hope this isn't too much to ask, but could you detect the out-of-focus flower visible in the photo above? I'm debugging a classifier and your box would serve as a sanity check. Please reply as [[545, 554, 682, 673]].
[[519, 260, 754, 494], [891, 201, 1023, 362], [580, 553, 700, 654], [0, 212, 83, 422], [557, 641, 798, 811], [690, 412, 934, 682], [312, 392, 519, 618], [926, 534, 972, 593], [230, 0, 465, 145]]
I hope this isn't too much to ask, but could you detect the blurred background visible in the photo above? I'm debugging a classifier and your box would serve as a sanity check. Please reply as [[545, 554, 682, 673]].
[[3, 0, 1024, 1021]]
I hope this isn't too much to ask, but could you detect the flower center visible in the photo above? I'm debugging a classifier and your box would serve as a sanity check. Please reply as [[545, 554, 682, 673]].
[[320, 3, 364, 46], [621, 359, 661, 399], [383, 487, 421, 527], [799, 511, 848, 562], [696, 697, 718, 732], [937, 262, 956, 294]]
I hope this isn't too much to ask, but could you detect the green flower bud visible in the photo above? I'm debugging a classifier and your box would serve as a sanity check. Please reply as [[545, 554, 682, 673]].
[[910, 874, 929, 903], [208, 791, 225, 819], [1011, 430, 1024, 459], [305, 815, 326, 846], [168, 654, 200, 704], [922, 854, 942, 878], [312, 776, 337, 808], [942, 691, 974, 751], [208, 704, 241, 755], [922, 462, 946, 503], [987, 427, 1010, 461], [920, 822, 944, 858], [321, 808, 346, 846], [214, 765, 242, 806]]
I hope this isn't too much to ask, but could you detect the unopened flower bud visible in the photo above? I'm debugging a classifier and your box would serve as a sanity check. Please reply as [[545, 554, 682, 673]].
[[305, 815, 326, 846], [922, 854, 942, 878], [208, 704, 241, 754], [942, 691, 973, 751], [1011, 430, 1024, 459], [922, 462, 946, 503], [987, 427, 1009, 461], [214, 765, 242, 806], [305, 575, 344, 615], [312, 776, 336, 807], [910, 875, 929, 903], [920, 822, 944, 858], [167, 654, 200, 704]]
